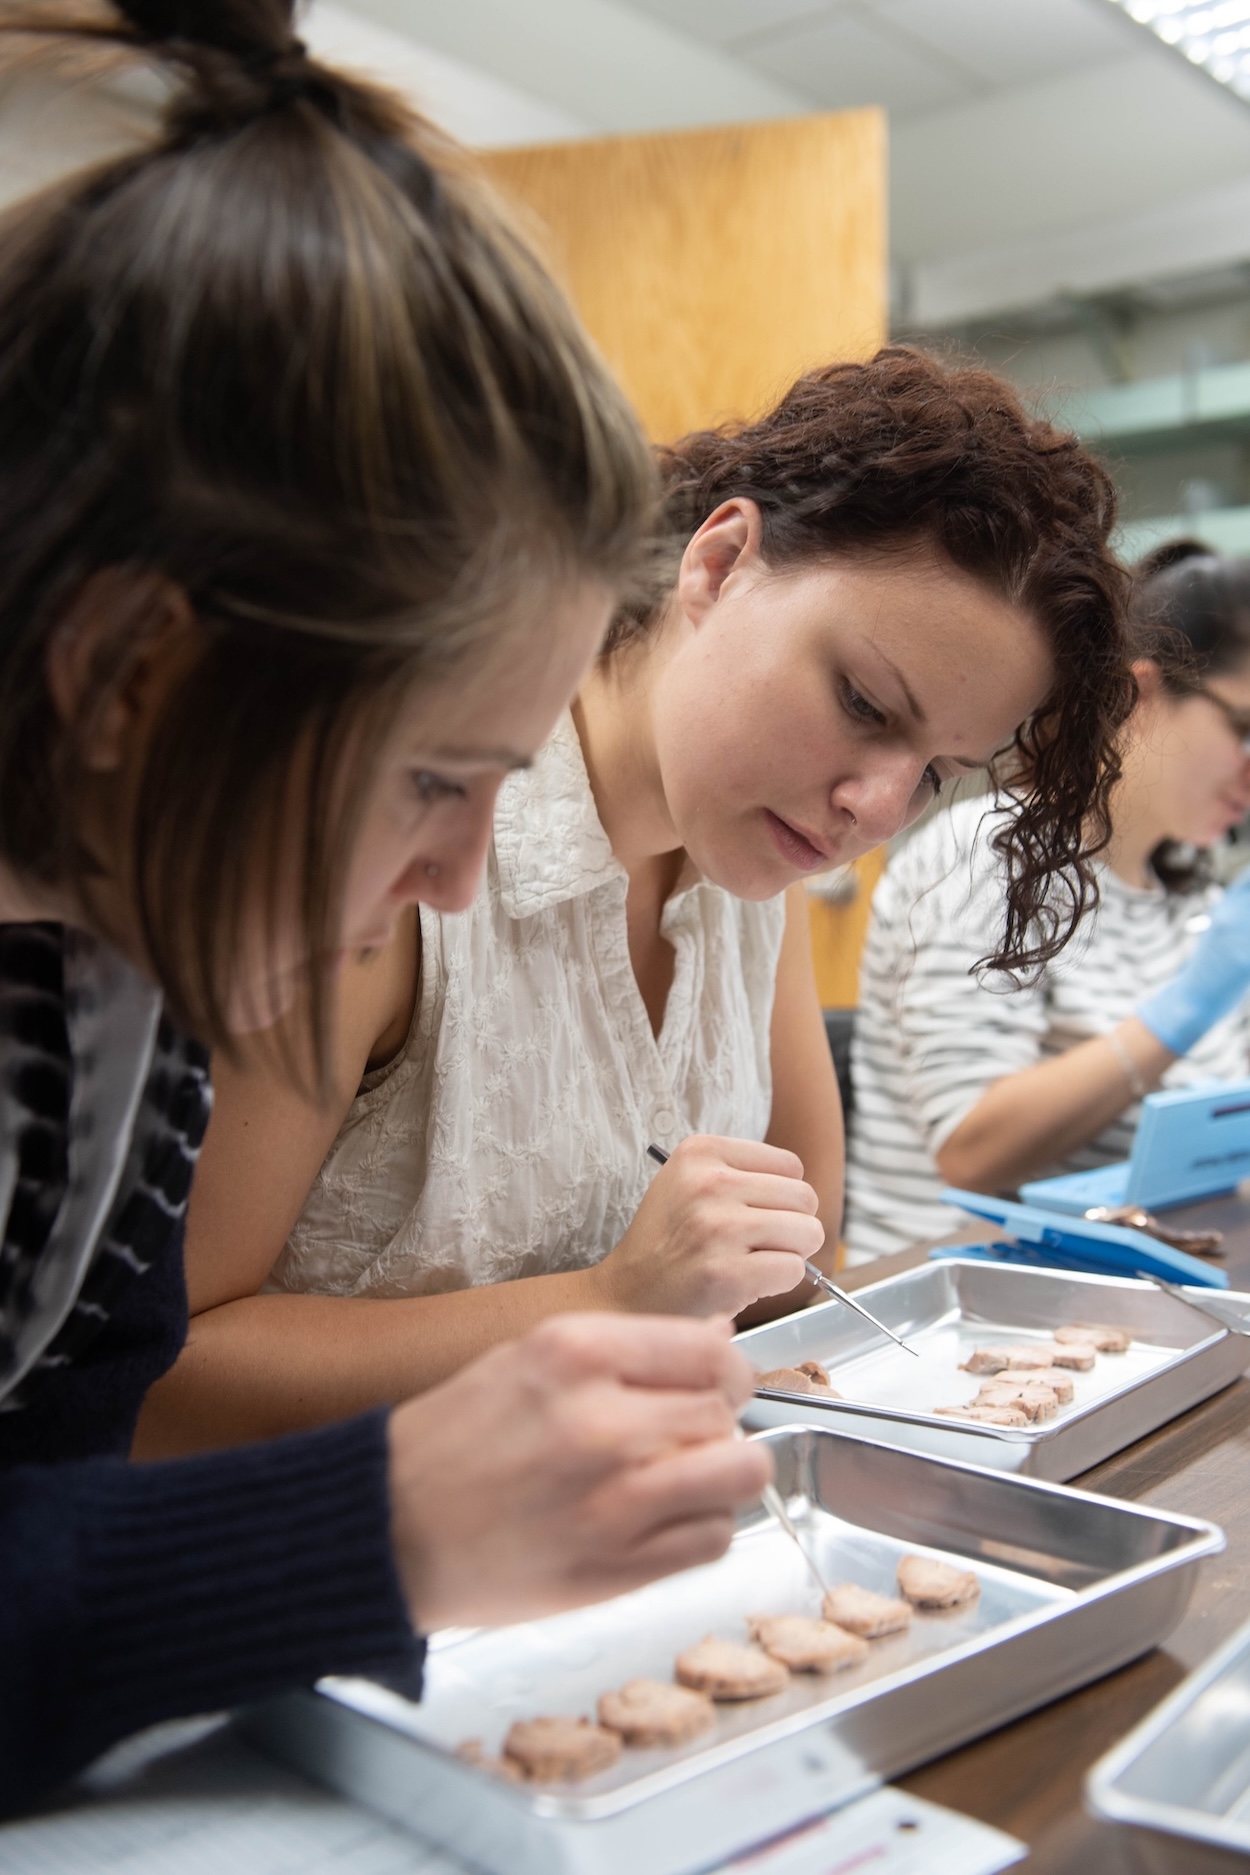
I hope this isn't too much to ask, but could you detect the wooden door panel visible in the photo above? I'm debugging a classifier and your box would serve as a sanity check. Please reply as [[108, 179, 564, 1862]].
[[482, 111, 886, 442]]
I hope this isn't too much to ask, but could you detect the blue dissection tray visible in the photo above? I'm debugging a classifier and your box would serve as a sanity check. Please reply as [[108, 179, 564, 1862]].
[[935, 1188, 1229, 1289]]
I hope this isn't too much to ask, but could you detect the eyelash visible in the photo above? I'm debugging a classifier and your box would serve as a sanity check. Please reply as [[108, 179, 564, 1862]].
[[841, 683, 943, 796], [410, 770, 468, 805], [842, 681, 885, 727]]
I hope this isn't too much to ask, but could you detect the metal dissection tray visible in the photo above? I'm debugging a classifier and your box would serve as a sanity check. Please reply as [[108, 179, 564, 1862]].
[[1087, 1614, 1250, 1871], [740, 1260, 1250, 1480], [246, 1425, 1222, 1875]]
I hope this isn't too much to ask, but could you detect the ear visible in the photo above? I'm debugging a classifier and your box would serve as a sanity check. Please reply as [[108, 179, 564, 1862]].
[[1130, 656, 1163, 705], [46, 571, 197, 773], [674, 498, 764, 629]]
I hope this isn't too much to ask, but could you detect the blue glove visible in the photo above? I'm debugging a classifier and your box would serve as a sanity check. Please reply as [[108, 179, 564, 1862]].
[[1137, 867, 1250, 1055]]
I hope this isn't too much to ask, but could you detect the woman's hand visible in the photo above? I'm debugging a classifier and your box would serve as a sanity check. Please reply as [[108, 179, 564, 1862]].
[[1137, 868, 1250, 1056], [945, 868, 1250, 1197], [387, 1312, 771, 1630], [590, 1135, 824, 1316]]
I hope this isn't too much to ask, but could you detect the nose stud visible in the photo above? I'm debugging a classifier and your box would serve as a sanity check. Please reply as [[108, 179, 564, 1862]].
[[425, 862, 440, 879]]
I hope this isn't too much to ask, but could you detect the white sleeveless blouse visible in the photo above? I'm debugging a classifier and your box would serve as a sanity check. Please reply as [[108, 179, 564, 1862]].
[[273, 713, 788, 1298]]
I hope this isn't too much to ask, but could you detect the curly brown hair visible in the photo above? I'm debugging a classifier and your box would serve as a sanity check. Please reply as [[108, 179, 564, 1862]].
[[609, 346, 1134, 977]]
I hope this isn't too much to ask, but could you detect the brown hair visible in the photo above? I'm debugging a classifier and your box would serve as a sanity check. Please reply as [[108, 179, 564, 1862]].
[[1130, 537, 1250, 892], [0, 0, 655, 1063], [1131, 537, 1250, 683], [611, 347, 1134, 977]]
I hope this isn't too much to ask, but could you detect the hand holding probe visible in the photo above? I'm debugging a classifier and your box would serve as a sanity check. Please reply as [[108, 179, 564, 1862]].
[[645, 1143, 919, 1356]]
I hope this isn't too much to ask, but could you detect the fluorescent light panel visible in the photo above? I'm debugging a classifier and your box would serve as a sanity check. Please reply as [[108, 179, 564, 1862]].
[[1109, 0, 1250, 100]]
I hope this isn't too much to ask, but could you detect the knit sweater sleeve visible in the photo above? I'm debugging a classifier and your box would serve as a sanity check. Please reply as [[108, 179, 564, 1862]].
[[0, 1406, 425, 1816]]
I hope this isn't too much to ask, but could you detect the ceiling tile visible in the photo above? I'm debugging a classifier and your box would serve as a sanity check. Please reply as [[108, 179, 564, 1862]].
[[618, 0, 835, 49], [355, 0, 804, 131], [744, 11, 977, 116], [891, 49, 1250, 263], [306, 1, 588, 143], [873, 0, 1133, 90]]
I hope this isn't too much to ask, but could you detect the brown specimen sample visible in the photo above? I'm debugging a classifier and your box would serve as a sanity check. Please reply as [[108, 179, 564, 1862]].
[[960, 1345, 1052, 1375], [675, 1635, 790, 1700], [747, 1613, 869, 1674], [1035, 1341, 1097, 1371], [755, 1364, 841, 1398], [934, 1402, 1030, 1427], [897, 1554, 981, 1610], [757, 1366, 813, 1393], [455, 1739, 524, 1783], [1056, 1322, 1131, 1353], [503, 1715, 622, 1782], [822, 1582, 912, 1638], [1025, 1367, 1076, 1404], [974, 1380, 1059, 1421], [597, 1679, 715, 1747], [962, 1340, 1096, 1376]]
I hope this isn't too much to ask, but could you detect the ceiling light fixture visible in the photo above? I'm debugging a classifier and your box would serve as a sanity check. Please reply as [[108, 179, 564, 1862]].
[[1107, 0, 1250, 101]]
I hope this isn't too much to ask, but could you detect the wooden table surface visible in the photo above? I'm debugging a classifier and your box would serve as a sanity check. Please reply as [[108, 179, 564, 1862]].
[[840, 1196, 1250, 1871]]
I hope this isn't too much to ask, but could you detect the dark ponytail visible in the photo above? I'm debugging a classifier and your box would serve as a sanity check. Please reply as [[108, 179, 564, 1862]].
[[104, 1, 413, 138], [0, 0, 655, 1069]]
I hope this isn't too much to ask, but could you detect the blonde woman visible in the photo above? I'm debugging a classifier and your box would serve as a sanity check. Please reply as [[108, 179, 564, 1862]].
[[0, 0, 766, 1811]]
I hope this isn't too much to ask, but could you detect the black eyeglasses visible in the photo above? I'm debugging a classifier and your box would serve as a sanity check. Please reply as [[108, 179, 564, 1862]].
[[1197, 686, 1250, 755]]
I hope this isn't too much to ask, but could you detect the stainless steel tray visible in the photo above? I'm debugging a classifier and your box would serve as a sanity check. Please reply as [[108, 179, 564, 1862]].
[[1087, 1614, 1250, 1871], [740, 1260, 1250, 1480], [245, 1425, 1222, 1875]]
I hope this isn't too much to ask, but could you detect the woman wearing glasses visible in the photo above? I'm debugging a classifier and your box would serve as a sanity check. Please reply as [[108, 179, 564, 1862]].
[[845, 540, 1250, 1260]]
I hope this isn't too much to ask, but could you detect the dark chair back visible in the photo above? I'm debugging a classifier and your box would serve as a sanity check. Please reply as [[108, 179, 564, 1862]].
[[823, 1008, 855, 1127]]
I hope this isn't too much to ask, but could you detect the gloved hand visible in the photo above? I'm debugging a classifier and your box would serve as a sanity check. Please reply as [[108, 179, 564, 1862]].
[[1136, 867, 1250, 1055]]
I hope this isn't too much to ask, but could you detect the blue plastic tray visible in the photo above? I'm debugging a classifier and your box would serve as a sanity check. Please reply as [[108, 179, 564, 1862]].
[[938, 1188, 1229, 1289]]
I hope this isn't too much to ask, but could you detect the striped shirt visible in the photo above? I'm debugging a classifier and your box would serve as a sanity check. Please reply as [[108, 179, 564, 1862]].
[[843, 796, 1250, 1262]]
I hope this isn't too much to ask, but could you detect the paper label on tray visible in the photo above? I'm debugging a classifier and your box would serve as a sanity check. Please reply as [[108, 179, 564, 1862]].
[[715, 1786, 1025, 1875]]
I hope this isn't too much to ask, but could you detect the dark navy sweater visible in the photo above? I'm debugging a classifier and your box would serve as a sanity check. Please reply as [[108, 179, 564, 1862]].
[[0, 1100, 424, 1817]]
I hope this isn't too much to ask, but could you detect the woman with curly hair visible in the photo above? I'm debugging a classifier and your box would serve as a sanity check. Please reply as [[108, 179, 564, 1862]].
[[845, 539, 1250, 1260], [138, 347, 1135, 1454]]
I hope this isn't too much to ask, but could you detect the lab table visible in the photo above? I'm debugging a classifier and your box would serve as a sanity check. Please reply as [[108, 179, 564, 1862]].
[[9, 1194, 1250, 1874], [859, 1188, 1250, 1870]]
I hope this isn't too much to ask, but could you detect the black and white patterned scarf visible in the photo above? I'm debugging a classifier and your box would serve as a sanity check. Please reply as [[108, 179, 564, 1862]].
[[0, 923, 211, 1412]]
